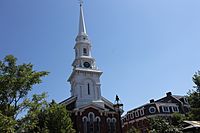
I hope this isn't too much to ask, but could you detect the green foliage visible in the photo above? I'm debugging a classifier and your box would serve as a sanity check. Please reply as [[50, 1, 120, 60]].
[[0, 55, 49, 118], [44, 101, 75, 133], [17, 93, 49, 132], [148, 117, 183, 133], [187, 71, 200, 120], [127, 126, 140, 133], [171, 113, 186, 127], [18, 94, 75, 133], [192, 71, 200, 91], [0, 55, 75, 133], [0, 112, 16, 133]]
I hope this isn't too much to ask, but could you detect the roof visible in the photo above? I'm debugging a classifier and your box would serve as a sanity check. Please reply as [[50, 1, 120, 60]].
[[76, 102, 109, 111], [68, 67, 102, 81], [59, 96, 77, 105], [126, 92, 187, 114], [183, 121, 200, 130], [172, 95, 185, 100], [60, 95, 117, 112]]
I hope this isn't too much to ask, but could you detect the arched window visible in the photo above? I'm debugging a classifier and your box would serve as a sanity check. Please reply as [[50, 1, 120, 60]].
[[107, 118, 116, 133], [82, 113, 101, 133], [95, 117, 101, 133], [82, 117, 88, 133], [111, 118, 116, 133], [88, 113, 95, 133], [107, 118, 111, 133], [83, 48, 87, 56]]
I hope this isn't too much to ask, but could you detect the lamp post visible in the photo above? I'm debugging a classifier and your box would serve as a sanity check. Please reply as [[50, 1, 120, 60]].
[[113, 95, 123, 133]]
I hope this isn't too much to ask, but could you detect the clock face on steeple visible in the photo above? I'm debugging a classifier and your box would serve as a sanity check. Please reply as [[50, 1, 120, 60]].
[[83, 62, 91, 68]]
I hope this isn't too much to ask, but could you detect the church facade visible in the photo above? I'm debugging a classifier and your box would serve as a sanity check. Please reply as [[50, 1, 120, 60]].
[[60, 3, 122, 133]]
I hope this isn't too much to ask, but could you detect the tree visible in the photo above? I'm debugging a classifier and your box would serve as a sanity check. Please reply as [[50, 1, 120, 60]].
[[0, 55, 48, 118], [0, 55, 75, 132], [44, 100, 75, 133], [127, 126, 140, 133], [170, 113, 186, 127], [17, 93, 49, 132], [188, 71, 200, 120], [18, 94, 75, 133], [0, 112, 16, 133], [148, 116, 182, 133]]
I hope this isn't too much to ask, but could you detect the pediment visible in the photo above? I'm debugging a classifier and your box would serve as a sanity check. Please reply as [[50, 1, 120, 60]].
[[74, 102, 108, 112]]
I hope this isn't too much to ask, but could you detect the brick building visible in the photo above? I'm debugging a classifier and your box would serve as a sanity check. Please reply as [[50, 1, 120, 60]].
[[122, 92, 190, 133]]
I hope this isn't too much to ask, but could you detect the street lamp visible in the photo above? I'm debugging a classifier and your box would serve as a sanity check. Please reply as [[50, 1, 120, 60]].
[[113, 95, 124, 133]]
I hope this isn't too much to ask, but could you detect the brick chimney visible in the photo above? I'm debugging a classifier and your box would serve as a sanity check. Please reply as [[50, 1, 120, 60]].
[[150, 99, 155, 103], [166, 92, 172, 97]]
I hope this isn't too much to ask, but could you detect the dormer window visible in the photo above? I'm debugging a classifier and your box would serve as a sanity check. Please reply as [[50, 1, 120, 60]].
[[126, 114, 129, 120], [83, 48, 87, 56], [130, 112, 134, 119], [171, 106, 179, 112], [135, 110, 139, 117], [162, 106, 170, 112], [140, 108, 145, 116]]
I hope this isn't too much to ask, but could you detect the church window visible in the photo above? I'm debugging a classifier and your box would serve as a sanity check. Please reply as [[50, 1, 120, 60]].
[[95, 117, 101, 133], [82, 113, 97, 133], [107, 118, 111, 133], [111, 118, 116, 133], [88, 113, 94, 133], [88, 83, 90, 95], [83, 48, 87, 55], [107, 118, 116, 133], [82, 117, 88, 133]]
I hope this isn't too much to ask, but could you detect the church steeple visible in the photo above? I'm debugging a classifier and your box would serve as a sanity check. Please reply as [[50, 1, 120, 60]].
[[76, 1, 88, 42], [78, 3, 87, 36], [68, 1, 104, 108], [73, 2, 96, 68]]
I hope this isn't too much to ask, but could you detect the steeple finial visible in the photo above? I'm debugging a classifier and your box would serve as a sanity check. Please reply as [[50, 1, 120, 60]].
[[79, 0, 83, 6], [78, 0, 87, 35]]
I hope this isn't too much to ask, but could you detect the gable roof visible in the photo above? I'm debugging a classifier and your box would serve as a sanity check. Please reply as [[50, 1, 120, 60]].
[[59, 96, 77, 105], [75, 102, 109, 111]]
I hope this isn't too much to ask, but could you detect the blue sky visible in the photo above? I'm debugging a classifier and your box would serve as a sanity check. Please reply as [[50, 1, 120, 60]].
[[1, 0, 200, 112]]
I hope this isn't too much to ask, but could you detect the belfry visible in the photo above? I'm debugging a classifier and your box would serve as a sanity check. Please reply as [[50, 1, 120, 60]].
[[60, 2, 123, 133]]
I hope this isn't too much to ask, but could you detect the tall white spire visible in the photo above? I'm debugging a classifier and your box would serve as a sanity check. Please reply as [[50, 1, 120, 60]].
[[78, 2, 87, 35]]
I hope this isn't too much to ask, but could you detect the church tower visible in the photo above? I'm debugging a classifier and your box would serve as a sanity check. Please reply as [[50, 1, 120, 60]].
[[68, 3, 104, 108], [61, 2, 122, 133]]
